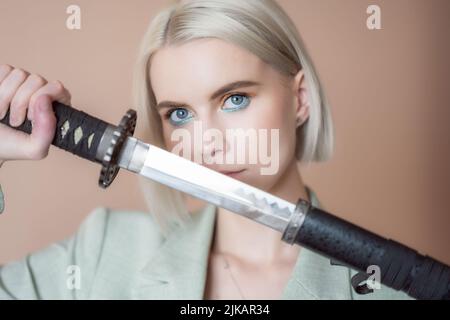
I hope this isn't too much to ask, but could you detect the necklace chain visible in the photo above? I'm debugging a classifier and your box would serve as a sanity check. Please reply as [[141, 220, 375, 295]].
[[221, 254, 246, 300]]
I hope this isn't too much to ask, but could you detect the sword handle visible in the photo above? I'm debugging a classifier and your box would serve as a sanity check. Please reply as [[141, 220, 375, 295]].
[[0, 101, 137, 188], [282, 198, 450, 300]]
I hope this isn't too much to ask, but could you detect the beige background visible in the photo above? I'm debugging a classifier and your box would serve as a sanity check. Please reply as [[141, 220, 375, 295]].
[[0, 0, 449, 265]]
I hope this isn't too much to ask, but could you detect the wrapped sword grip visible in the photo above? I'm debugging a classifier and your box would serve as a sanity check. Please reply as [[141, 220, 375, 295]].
[[0, 101, 109, 163], [283, 199, 450, 300], [1, 101, 137, 188]]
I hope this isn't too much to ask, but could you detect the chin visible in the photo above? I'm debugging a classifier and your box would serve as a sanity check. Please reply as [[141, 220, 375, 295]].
[[237, 168, 280, 192]]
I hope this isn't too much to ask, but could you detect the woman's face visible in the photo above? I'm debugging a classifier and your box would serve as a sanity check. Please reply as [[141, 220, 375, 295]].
[[150, 38, 307, 192]]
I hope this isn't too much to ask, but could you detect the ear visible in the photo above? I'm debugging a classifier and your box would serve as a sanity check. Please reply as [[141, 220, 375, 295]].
[[293, 69, 310, 128]]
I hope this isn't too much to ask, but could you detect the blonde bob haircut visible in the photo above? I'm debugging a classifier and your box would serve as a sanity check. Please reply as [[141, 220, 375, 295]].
[[132, 0, 334, 234]]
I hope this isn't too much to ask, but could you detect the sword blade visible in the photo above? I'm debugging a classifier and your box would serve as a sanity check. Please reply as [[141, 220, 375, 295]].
[[117, 137, 296, 232]]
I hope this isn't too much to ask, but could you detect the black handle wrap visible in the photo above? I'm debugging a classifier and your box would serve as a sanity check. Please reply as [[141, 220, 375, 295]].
[[0, 101, 109, 162], [294, 205, 450, 300]]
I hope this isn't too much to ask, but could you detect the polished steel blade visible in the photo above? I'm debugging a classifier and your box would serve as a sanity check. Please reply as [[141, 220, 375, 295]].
[[117, 137, 296, 232]]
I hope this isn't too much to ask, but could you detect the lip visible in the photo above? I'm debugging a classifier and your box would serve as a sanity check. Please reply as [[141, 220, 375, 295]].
[[219, 169, 246, 177]]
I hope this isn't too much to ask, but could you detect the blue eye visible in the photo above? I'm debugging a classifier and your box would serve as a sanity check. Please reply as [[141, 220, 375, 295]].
[[167, 108, 193, 126], [222, 94, 251, 112]]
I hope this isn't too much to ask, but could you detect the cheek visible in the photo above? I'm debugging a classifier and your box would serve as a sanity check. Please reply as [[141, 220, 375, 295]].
[[237, 94, 297, 190], [162, 124, 198, 160], [161, 124, 185, 153], [248, 92, 296, 130], [247, 94, 297, 159], [161, 124, 173, 149]]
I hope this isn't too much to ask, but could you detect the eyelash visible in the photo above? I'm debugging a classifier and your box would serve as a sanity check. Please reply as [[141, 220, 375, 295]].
[[163, 92, 252, 120]]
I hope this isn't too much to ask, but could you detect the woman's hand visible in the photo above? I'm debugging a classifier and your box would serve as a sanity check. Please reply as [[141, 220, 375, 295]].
[[0, 64, 71, 163]]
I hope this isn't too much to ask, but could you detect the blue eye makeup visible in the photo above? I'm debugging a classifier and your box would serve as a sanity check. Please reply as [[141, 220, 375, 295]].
[[222, 93, 251, 112], [166, 108, 194, 126], [164, 93, 252, 127]]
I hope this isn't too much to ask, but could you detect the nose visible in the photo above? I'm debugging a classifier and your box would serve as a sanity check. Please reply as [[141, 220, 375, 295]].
[[191, 118, 226, 166], [202, 138, 222, 161]]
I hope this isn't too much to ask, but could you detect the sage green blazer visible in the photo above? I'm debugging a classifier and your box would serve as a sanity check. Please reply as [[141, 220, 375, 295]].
[[0, 186, 412, 300]]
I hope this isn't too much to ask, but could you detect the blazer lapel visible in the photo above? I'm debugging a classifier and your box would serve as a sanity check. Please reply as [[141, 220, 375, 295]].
[[281, 186, 353, 299], [131, 203, 217, 299], [281, 247, 353, 299]]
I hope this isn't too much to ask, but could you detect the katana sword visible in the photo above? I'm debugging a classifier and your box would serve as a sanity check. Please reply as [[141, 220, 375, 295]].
[[1, 102, 449, 300]]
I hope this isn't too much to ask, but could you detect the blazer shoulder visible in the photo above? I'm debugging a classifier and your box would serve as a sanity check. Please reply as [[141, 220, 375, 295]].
[[0, 206, 164, 299]]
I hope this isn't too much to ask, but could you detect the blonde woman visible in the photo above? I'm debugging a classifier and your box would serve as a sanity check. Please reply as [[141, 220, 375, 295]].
[[0, 0, 410, 299]]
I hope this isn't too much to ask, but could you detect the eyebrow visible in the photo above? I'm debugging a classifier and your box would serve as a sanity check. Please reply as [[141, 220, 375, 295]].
[[155, 80, 261, 110]]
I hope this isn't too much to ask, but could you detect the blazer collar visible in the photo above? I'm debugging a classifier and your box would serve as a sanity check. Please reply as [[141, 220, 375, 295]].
[[132, 186, 352, 299]]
